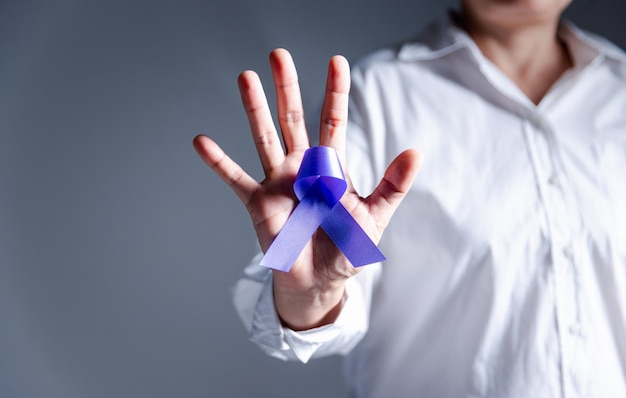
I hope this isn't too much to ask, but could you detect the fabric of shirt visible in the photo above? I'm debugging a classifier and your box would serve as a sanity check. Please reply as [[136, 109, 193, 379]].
[[232, 15, 626, 398]]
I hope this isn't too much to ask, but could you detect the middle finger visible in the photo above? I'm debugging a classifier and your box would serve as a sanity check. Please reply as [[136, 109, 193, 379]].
[[270, 49, 310, 154]]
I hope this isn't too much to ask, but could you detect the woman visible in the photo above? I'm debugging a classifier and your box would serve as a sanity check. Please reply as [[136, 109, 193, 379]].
[[194, 1, 626, 396]]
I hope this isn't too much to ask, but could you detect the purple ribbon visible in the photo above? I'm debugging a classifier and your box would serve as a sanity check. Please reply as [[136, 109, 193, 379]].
[[260, 146, 386, 272]]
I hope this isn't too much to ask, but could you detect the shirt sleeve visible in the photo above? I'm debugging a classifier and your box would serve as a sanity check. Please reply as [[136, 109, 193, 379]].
[[231, 252, 381, 363]]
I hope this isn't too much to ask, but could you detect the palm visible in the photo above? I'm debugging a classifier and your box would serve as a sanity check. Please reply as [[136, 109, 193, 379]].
[[246, 147, 364, 290], [194, 49, 420, 328]]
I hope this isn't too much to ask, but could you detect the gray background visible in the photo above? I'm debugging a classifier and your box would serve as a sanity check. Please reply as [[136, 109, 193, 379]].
[[1, 1, 624, 397]]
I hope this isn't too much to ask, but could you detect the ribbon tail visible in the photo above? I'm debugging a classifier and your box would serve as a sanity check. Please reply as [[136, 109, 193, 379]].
[[260, 185, 333, 272], [321, 204, 386, 267]]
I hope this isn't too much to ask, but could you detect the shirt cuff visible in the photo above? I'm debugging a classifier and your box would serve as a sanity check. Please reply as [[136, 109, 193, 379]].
[[248, 271, 369, 363]]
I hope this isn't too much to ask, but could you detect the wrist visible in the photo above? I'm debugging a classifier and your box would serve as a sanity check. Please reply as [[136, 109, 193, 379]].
[[272, 278, 346, 331]]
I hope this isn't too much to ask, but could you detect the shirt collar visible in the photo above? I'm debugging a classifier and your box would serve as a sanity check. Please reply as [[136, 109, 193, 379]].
[[397, 14, 467, 62], [398, 12, 626, 69], [559, 20, 626, 68]]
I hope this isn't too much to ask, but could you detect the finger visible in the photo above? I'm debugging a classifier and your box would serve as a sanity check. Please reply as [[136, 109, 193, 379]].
[[270, 48, 310, 154], [319, 55, 350, 164], [193, 134, 259, 206], [238, 70, 285, 175], [366, 149, 422, 230]]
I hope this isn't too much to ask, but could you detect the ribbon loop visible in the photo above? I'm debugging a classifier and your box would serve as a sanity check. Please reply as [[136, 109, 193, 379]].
[[260, 146, 386, 272], [293, 146, 346, 202]]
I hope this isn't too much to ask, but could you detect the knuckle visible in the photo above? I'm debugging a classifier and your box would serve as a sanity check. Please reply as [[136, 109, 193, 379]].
[[254, 132, 277, 147], [322, 107, 346, 129], [322, 117, 345, 128], [281, 111, 304, 124], [226, 165, 244, 186]]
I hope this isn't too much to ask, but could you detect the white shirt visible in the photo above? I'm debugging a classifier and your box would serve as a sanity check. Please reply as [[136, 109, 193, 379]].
[[232, 16, 626, 398]]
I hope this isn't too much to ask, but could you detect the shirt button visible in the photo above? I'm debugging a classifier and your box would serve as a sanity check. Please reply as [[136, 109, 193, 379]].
[[530, 114, 547, 128], [569, 323, 586, 338], [563, 246, 573, 259], [548, 173, 561, 187]]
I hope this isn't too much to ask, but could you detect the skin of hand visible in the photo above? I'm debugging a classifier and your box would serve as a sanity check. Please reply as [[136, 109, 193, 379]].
[[193, 49, 421, 330]]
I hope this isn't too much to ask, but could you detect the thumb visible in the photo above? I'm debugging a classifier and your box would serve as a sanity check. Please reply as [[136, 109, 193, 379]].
[[367, 148, 423, 230]]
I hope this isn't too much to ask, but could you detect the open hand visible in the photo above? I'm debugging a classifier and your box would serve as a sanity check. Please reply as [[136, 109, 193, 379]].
[[193, 49, 421, 329]]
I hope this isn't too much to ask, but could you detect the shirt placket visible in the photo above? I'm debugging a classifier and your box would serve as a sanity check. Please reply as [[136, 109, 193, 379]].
[[523, 113, 590, 398]]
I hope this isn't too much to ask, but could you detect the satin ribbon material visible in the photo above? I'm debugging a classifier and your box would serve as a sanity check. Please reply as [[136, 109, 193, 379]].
[[260, 146, 386, 272]]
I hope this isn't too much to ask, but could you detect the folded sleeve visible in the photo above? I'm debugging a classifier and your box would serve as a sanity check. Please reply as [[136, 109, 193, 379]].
[[232, 252, 380, 363]]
